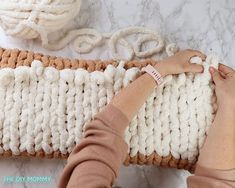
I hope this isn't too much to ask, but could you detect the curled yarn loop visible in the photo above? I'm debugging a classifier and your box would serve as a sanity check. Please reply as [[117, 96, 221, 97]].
[[108, 27, 165, 60]]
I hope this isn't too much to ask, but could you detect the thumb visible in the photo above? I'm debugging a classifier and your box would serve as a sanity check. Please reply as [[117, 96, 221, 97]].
[[187, 63, 204, 73], [209, 67, 224, 85]]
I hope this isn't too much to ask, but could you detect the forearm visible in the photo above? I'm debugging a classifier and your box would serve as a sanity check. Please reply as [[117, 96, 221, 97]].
[[58, 104, 130, 188], [110, 62, 166, 121], [59, 50, 206, 188], [110, 49, 206, 121], [188, 63, 235, 187], [188, 107, 235, 188], [197, 105, 235, 170]]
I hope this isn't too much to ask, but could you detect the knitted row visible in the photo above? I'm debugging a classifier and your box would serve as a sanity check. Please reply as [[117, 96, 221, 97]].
[[0, 56, 218, 162]]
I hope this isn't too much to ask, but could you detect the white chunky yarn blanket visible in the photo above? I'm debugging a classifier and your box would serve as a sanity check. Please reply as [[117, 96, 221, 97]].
[[0, 55, 218, 163]]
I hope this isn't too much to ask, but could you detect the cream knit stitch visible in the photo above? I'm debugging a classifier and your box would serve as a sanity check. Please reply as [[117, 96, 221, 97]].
[[0, 55, 218, 162]]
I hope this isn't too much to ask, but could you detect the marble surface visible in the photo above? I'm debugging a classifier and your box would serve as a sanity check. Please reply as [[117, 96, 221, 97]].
[[0, 0, 234, 188]]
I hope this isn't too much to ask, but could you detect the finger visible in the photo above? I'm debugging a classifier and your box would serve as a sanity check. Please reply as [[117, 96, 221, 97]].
[[209, 67, 224, 85], [190, 50, 207, 61], [219, 70, 227, 79], [218, 63, 234, 75], [187, 63, 204, 73]]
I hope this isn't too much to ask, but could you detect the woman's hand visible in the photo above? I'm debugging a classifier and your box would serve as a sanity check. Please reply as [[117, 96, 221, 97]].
[[154, 49, 207, 77], [209, 64, 235, 111], [197, 64, 235, 170]]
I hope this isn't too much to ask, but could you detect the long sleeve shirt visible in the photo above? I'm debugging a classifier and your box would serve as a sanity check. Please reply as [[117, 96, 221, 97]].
[[58, 103, 235, 188]]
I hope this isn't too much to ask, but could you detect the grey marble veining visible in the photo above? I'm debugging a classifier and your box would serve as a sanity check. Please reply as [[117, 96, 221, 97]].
[[0, 0, 234, 188]]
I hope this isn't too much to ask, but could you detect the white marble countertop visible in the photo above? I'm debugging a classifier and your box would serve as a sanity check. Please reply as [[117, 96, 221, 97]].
[[0, 0, 234, 188]]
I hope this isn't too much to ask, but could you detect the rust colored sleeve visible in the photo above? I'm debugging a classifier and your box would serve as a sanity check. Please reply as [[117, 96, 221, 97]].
[[58, 103, 130, 188]]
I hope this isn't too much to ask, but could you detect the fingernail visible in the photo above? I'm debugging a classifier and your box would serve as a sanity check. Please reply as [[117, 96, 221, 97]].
[[209, 67, 215, 73]]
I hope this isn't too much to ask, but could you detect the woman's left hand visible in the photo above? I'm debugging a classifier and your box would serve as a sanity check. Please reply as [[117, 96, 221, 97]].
[[155, 49, 207, 77]]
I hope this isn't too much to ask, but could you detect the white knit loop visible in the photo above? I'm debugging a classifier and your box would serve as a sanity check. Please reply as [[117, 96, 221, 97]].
[[207, 55, 219, 69], [49, 72, 60, 151], [104, 65, 115, 84], [91, 71, 105, 85], [61, 69, 74, 83], [2, 79, 14, 151], [33, 64, 45, 152], [26, 65, 38, 154], [169, 76, 180, 159], [32, 60, 44, 76], [0, 56, 218, 160], [0, 71, 7, 154], [145, 92, 155, 155], [15, 67, 30, 82], [190, 56, 203, 64], [161, 80, 172, 157], [0, 68, 14, 86], [58, 69, 70, 154], [82, 72, 92, 125], [65, 71, 76, 153], [41, 69, 53, 154], [123, 68, 140, 87], [163, 75, 173, 85], [74, 69, 88, 85], [10, 68, 23, 155], [74, 69, 87, 143], [44, 67, 59, 82], [14, 67, 30, 153], [113, 63, 126, 94]]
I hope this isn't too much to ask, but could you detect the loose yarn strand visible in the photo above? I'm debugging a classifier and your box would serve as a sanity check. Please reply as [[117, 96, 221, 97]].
[[0, 1, 178, 60]]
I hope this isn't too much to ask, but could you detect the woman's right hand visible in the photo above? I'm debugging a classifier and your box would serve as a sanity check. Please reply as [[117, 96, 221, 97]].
[[197, 64, 235, 170], [209, 64, 235, 111]]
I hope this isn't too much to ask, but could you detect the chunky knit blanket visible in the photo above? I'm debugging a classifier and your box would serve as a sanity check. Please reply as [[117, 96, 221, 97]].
[[0, 48, 218, 171]]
